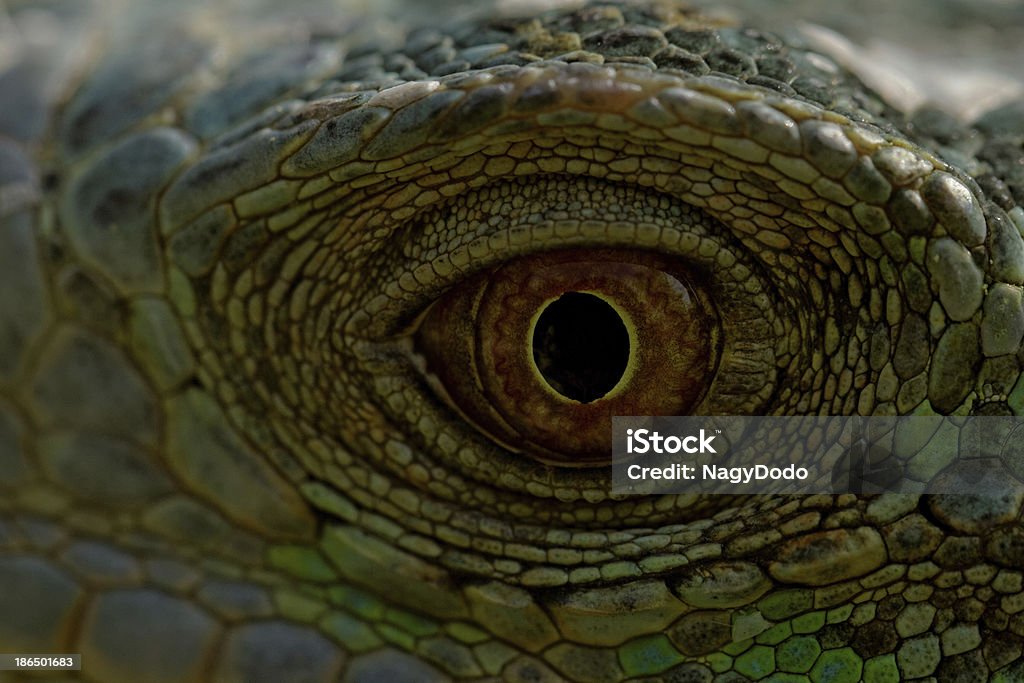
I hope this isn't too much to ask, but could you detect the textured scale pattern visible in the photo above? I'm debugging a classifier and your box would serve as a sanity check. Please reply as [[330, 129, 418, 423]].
[[2, 0, 1024, 681]]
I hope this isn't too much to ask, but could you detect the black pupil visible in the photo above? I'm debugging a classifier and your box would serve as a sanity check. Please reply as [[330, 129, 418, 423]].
[[532, 292, 630, 403]]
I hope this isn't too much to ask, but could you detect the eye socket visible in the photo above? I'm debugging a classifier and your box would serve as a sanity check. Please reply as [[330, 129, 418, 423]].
[[415, 248, 720, 466]]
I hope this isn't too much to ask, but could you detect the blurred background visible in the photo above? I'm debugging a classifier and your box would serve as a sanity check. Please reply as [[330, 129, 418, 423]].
[[2, 0, 1023, 130]]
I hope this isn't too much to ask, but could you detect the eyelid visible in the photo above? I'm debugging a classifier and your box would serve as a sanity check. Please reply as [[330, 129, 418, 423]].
[[345, 177, 724, 340], [354, 174, 795, 423]]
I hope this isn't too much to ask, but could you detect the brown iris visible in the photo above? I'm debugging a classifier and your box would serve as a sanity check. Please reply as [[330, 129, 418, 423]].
[[416, 249, 718, 466]]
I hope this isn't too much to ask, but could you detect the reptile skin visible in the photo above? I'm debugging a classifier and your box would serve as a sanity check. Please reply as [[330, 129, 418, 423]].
[[2, 1, 1024, 681]]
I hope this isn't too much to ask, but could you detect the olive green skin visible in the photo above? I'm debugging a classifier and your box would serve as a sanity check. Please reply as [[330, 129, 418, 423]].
[[2, 1, 1024, 681]]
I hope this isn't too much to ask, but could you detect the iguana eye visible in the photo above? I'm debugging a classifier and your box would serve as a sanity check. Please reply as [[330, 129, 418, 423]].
[[415, 249, 719, 465]]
